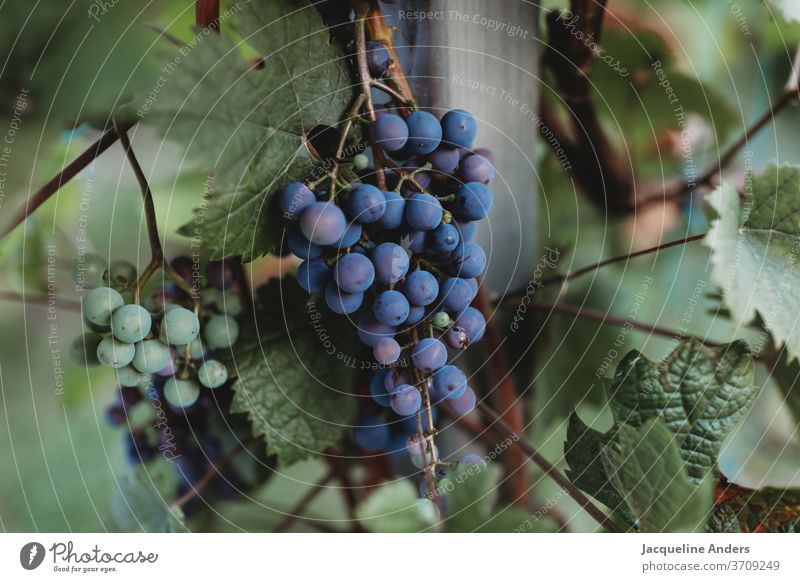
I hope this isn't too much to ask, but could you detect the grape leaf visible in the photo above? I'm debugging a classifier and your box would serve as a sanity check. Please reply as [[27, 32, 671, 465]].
[[145, 0, 355, 260], [219, 279, 357, 466], [708, 478, 800, 532], [111, 467, 185, 533], [704, 164, 800, 362]]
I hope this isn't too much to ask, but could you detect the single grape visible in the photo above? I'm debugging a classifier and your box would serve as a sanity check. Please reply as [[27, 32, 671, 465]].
[[373, 290, 410, 326], [455, 306, 486, 343], [405, 111, 442, 155], [473, 147, 495, 165], [198, 359, 228, 388], [332, 252, 373, 293], [409, 443, 439, 469], [446, 387, 476, 416], [163, 377, 200, 408], [108, 260, 137, 286], [332, 222, 363, 251], [445, 325, 469, 349], [105, 404, 126, 427], [71, 253, 107, 288], [439, 277, 474, 313], [390, 384, 422, 416], [279, 182, 315, 219], [96, 336, 136, 368], [69, 332, 103, 368], [459, 154, 494, 184], [218, 291, 243, 317], [160, 306, 200, 346], [111, 304, 152, 343], [412, 338, 447, 373], [451, 242, 486, 278], [406, 434, 427, 457], [297, 258, 332, 294], [402, 230, 426, 253], [372, 113, 408, 152], [286, 224, 324, 260], [455, 182, 493, 220], [370, 370, 391, 407], [357, 313, 395, 347], [374, 337, 401, 365], [347, 184, 386, 223], [205, 259, 238, 291], [464, 277, 479, 297], [377, 190, 405, 229], [428, 223, 460, 253], [454, 220, 476, 242], [300, 201, 347, 246], [406, 305, 426, 325], [353, 153, 369, 171], [117, 365, 149, 388], [353, 415, 390, 451], [426, 146, 460, 174], [366, 40, 391, 77], [405, 193, 443, 231], [440, 109, 477, 149], [131, 339, 171, 374], [432, 365, 468, 401], [432, 311, 451, 328], [384, 368, 411, 393], [403, 270, 439, 306], [170, 255, 195, 281], [372, 242, 410, 284], [204, 314, 239, 349], [457, 453, 487, 472], [324, 282, 363, 314], [82, 287, 124, 327]]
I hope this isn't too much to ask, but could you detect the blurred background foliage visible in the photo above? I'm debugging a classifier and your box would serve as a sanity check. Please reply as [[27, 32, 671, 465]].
[[0, 0, 799, 531]]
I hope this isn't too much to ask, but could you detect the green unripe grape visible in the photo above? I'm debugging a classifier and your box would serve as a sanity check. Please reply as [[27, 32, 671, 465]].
[[219, 292, 242, 317], [163, 377, 200, 408], [82, 287, 124, 327], [201, 288, 221, 308], [131, 339, 171, 374], [197, 359, 228, 389], [111, 304, 152, 343], [189, 337, 206, 360], [71, 253, 108, 288], [108, 260, 137, 287], [432, 311, 451, 328], [69, 332, 103, 368], [204, 315, 239, 349], [410, 443, 439, 469], [116, 365, 149, 388], [353, 153, 369, 171], [415, 497, 439, 525], [160, 306, 200, 346], [96, 336, 136, 368]]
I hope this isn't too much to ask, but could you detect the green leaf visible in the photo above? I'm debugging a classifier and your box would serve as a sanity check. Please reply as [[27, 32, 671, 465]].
[[219, 279, 357, 466], [111, 467, 185, 533], [705, 164, 800, 362], [708, 480, 800, 532], [356, 480, 437, 533], [145, 0, 355, 260]]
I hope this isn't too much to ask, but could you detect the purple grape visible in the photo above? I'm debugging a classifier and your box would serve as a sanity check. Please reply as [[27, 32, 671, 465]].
[[373, 113, 408, 152], [300, 201, 347, 245], [105, 404, 126, 426], [441, 109, 477, 149], [451, 242, 486, 278], [432, 365, 468, 401], [459, 154, 494, 185], [370, 370, 391, 407], [406, 305, 426, 325], [366, 41, 391, 78], [455, 182, 493, 220], [454, 220, 476, 242], [426, 146, 460, 174], [405, 193, 443, 231], [403, 269, 439, 306], [428, 223, 460, 253], [412, 338, 447, 373], [347, 184, 386, 223], [455, 307, 486, 343], [405, 111, 442, 155], [205, 259, 238, 291], [297, 259, 331, 293], [473, 147, 495, 165], [373, 289, 410, 325], [279, 182, 315, 218], [333, 252, 375, 293], [390, 384, 422, 416], [439, 277, 474, 313], [287, 224, 324, 260], [331, 222, 362, 250], [377, 190, 405, 229], [385, 368, 411, 392], [170, 256, 195, 281], [458, 454, 487, 471], [402, 230, 426, 253], [374, 337, 401, 365], [354, 415, 390, 451], [445, 325, 469, 349], [446, 387, 476, 416], [357, 313, 396, 347], [372, 242, 410, 284], [324, 282, 363, 314]]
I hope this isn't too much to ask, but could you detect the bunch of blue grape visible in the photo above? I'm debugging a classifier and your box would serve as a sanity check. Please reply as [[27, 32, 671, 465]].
[[279, 104, 491, 469]]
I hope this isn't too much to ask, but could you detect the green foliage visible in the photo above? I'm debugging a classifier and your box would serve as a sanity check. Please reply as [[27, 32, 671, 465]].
[[111, 466, 185, 533], [708, 480, 800, 532], [356, 480, 437, 533], [145, 0, 356, 260], [705, 164, 800, 363], [219, 279, 357, 466]]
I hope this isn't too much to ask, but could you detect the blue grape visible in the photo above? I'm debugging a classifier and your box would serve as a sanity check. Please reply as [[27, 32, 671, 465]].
[[96, 336, 136, 368], [439, 277, 475, 313], [331, 222, 363, 250], [455, 182, 493, 220], [366, 41, 391, 78], [405, 193, 443, 231], [428, 223, 460, 253], [372, 242, 410, 284], [377, 190, 405, 229], [69, 332, 103, 368], [412, 338, 447, 373], [354, 415, 390, 451], [441, 109, 477, 149], [374, 337, 401, 365], [405, 305, 426, 325], [464, 277, 479, 296], [347, 184, 386, 223], [287, 224, 324, 260], [402, 230, 426, 253], [390, 384, 422, 416], [473, 147, 495, 165], [163, 377, 200, 408], [426, 146, 460, 174], [280, 182, 315, 219], [204, 315, 239, 349], [373, 113, 409, 152], [459, 154, 494, 184], [446, 387, 476, 416], [370, 370, 391, 407], [108, 260, 137, 286], [356, 313, 395, 347], [384, 368, 411, 393], [198, 359, 228, 388], [403, 270, 439, 306], [300, 201, 347, 245], [455, 307, 486, 343], [373, 289, 410, 325], [458, 453, 487, 471], [297, 259, 331, 293], [132, 339, 171, 374], [161, 306, 200, 345], [431, 365, 467, 401], [325, 282, 363, 314], [445, 325, 469, 349], [333, 252, 375, 293], [82, 287, 124, 327], [451, 242, 486, 278], [454, 220, 475, 242], [405, 111, 442, 155], [111, 304, 152, 343]]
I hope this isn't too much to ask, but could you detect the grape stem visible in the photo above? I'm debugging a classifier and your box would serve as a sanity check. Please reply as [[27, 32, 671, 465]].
[[409, 328, 439, 498], [383, 158, 430, 194], [329, 92, 367, 193], [370, 80, 416, 110]]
